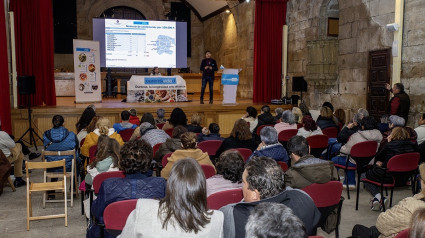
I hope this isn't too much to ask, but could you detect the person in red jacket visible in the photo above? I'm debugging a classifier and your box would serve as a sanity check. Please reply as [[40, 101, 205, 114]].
[[386, 83, 410, 123]]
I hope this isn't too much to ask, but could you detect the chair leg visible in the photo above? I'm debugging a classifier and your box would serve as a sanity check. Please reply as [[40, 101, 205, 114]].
[[385, 187, 388, 196], [64, 180, 68, 227], [380, 185, 386, 212], [390, 188, 394, 207], [27, 191, 30, 231], [43, 191, 46, 209], [335, 225, 339, 238], [81, 190, 85, 215], [355, 173, 361, 210], [8, 177, 16, 192], [70, 175, 74, 208], [345, 170, 350, 200]]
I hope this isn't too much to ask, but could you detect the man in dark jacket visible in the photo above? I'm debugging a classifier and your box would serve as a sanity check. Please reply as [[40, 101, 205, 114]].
[[88, 139, 166, 238], [285, 136, 338, 189], [200, 50, 218, 104], [220, 156, 320, 238], [257, 105, 276, 126], [386, 83, 410, 123]]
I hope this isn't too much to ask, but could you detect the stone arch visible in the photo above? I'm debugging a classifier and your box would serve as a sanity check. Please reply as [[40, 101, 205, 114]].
[[319, 0, 339, 39]]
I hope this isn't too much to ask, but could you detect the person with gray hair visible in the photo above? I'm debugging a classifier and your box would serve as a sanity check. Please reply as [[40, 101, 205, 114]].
[[138, 122, 170, 147], [155, 108, 166, 124], [245, 203, 308, 238], [274, 110, 297, 134], [247, 126, 289, 163], [357, 108, 369, 119], [337, 112, 363, 144], [381, 114, 418, 148], [274, 107, 284, 122]]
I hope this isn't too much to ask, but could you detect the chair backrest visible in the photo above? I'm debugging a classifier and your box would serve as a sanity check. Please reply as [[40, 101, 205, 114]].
[[156, 123, 165, 129], [162, 152, 173, 167], [92, 171, 125, 194], [80, 138, 85, 148], [201, 164, 216, 179], [349, 141, 378, 158], [164, 128, 174, 137], [322, 127, 338, 139], [103, 199, 138, 231], [256, 124, 274, 136], [89, 145, 98, 163], [26, 159, 66, 172], [119, 128, 135, 142], [198, 140, 223, 156], [207, 189, 243, 210], [152, 143, 163, 158], [394, 229, 409, 238], [297, 123, 303, 129], [387, 152, 420, 173], [306, 135, 328, 148], [302, 181, 342, 208], [277, 161, 288, 172], [233, 148, 252, 162], [278, 129, 298, 142]]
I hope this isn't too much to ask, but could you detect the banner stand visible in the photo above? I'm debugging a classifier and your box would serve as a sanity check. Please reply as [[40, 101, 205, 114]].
[[221, 68, 240, 105]]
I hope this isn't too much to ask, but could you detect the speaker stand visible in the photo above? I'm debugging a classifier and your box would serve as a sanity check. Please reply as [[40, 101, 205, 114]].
[[18, 96, 42, 151]]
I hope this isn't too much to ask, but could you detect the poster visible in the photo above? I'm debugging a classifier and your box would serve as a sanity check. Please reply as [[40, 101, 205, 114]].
[[127, 75, 188, 103], [73, 39, 102, 103]]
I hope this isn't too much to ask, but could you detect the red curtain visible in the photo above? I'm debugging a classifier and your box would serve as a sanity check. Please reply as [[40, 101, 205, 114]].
[[10, 0, 56, 106], [0, 1, 12, 133], [253, 0, 287, 103]]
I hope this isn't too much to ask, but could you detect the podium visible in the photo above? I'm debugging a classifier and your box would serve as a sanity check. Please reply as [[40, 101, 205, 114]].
[[221, 68, 240, 104]]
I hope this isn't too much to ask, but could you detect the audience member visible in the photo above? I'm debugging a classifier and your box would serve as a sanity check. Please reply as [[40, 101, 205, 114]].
[[274, 107, 284, 122], [285, 136, 338, 188], [88, 139, 166, 238], [414, 113, 425, 145], [220, 156, 320, 237], [76, 106, 96, 143], [86, 116, 100, 134], [386, 83, 410, 123], [155, 108, 166, 124], [352, 163, 425, 238], [381, 115, 417, 148], [297, 115, 323, 138], [247, 126, 289, 163], [332, 116, 383, 189], [119, 158, 224, 237], [0, 150, 11, 195], [161, 132, 214, 179], [292, 107, 303, 124], [274, 110, 297, 134], [334, 108, 346, 128], [258, 105, 276, 126], [245, 203, 308, 238], [409, 208, 425, 238], [316, 106, 339, 131], [215, 119, 257, 157], [337, 113, 362, 144], [153, 125, 187, 163], [138, 122, 170, 147], [363, 127, 417, 211], [129, 112, 157, 141], [186, 113, 203, 133], [206, 150, 244, 197], [299, 102, 310, 116], [357, 108, 369, 120], [322, 101, 334, 112], [84, 135, 120, 186], [197, 123, 224, 142], [162, 107, 187, 131], [81, 117, 124, 157], [0, 127, 25, 187], [242, 106, 259, 133], [113, 110, 137, 133], [128, 108, 140, 125]]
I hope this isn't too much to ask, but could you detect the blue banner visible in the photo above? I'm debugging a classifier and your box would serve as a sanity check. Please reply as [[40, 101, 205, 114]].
[[144, 77, 177, 85], [76, 48, 91, 52], [221, 74, 239, 85]]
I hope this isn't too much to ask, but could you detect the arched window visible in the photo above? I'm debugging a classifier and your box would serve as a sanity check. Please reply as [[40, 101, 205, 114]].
[[100, 6, 146, 20]]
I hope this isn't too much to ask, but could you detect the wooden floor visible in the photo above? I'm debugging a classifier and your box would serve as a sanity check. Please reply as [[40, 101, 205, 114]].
[[11, 93, 293, 144]]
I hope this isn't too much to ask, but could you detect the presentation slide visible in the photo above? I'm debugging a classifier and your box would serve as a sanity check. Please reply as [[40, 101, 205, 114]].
[[104, 19, 176, 68]]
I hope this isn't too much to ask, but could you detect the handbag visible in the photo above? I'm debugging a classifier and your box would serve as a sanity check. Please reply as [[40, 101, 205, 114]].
[[366, 165, 393, 184]]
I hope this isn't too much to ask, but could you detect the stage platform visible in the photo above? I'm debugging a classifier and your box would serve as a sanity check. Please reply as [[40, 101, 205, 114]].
[[11, 94, 293, 146]]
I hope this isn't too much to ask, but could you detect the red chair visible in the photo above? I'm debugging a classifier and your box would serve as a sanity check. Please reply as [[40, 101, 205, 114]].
[[103, 199, 138, 237], [201, 164, 216, 179], [306, 134, 329, 158], [297, 123, 303, 129], [278, 129, 298, 149], [360, 152, 420, 211], [156, 123, 165, 129], [233, 148, 252, 162], [256, 124, 274, 136], [322, 127, 338, 139], [164, 128, 173, 137], [394, 229, 409, 238], [278, 161, 288, 172], [89, 145, 98, 163], [152, 143, 163, 158], [118, 128, 135, 142], [207, 189, 243, 210], [302, 181, 344, 238], [198, 140, 223, 156], [161, 152, 173, 168]]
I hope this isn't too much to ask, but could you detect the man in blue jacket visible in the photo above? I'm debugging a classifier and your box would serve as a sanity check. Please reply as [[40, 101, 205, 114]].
[[199, 50, 218, 104]]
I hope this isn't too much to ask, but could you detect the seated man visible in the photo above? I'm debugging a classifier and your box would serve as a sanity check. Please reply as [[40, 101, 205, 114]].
[[0, 128, 25, 187], [247, 126, 289, 163], [88, 139, 166, 238], [285, 136, 338, 189], [113, 110, 137, 133], [220, 156, 320, 238]]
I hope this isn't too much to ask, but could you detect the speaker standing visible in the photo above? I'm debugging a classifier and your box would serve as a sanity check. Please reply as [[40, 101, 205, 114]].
[[199, 51, 218, 104]]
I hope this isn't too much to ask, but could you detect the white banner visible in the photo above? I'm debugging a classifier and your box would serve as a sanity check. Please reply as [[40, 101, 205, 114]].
[[127, 75, 187, 103], [73, 39, 102, 103]]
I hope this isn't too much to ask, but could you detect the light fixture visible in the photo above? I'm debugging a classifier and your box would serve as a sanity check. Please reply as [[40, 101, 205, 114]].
[[246, 0, 250, 2], [225, 9, 230, 13]]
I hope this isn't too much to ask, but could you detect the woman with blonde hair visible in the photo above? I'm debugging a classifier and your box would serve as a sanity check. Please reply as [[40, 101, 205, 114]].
[[160, 132, 215, 179], [187, 113, 203, 133], [292, 107, 303, 124], [81, 117, 124, 157], [316, 106, 339, 131]]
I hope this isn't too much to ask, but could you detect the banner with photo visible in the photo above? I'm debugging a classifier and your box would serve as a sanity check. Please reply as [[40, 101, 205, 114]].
[[127, 75, 188, 103], [73, 39, 102, 103]]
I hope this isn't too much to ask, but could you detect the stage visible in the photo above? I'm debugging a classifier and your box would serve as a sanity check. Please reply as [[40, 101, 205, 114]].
[[11, 94, 293, 146]]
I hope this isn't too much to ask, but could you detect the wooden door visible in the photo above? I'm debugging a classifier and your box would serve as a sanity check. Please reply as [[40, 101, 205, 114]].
[[367, 49, 391, 121]]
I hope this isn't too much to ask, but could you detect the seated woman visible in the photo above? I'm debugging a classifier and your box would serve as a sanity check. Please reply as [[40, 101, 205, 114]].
[[81, 117, 124, 157], [162, 107, 187, 131], [381, 115, 418, 148], [75, 106, 96, 143], [362, 127, 418, 210], [155, 108, 167, 124], [248, 126, 289, 163], [215, 119, 258, 158], [153, 125, 187, 163], [43, 115, 79, 172], [292, 107, 303, 124], [197, 123, 224, 142], [139, 122, 170, 147], [129, 112, 157, 141], [297, 115, 323, 138], [186, 113, 203, 133], [242, 106, 259, 133], [352, 163, 425, 238], [274, 110, 297, 134], [84, 135, 120, 186], [88, 139, 166, 238], [331, 116, 383, 189], [120, 158, 224, 237], [316, 106, 339, 131], [161, 132, 214, 179], [206, 150, 244, 197]]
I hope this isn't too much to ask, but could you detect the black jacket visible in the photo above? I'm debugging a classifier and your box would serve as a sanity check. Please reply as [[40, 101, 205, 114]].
[[337, 125, 361, 144], [200, 58, 218, 77], [316, 117, 339, 131], [215, 136, 257, 158], [388, 91, 410, 122], [375, 140, 418, 168], [257, 113, 276, 126]]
